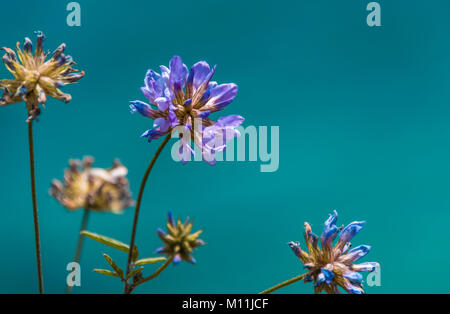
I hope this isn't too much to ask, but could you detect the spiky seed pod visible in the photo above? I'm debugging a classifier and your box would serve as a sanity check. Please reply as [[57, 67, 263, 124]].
[[156, 212, 205, 264], [50, 157, 134, 214], [288, 210, 379, 294], [0, 31, 84, 122]]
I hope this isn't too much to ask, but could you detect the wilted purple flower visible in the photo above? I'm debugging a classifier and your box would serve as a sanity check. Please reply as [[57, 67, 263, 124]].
[[130, 56, 244, 165], [288, 211, 379, 294]]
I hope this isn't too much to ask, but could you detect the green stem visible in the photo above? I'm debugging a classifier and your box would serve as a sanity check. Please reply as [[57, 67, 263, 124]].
[[127, 257, 173, 294], [66, 209, 90, 294], [28, 121, 44, 294], [123, 134, 171, 294], [259, 273, 308, 294]]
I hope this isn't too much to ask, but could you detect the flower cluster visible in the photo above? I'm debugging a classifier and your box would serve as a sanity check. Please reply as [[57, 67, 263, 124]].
[[130, 56, 244, 165], [50, 157, 133, 214], [288, 210, 379, 294], [156, 212, 205, 264], [0, 31, 84, 122]]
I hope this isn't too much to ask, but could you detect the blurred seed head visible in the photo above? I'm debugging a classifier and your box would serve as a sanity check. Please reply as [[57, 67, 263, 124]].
[[50, 156, 134, 214]]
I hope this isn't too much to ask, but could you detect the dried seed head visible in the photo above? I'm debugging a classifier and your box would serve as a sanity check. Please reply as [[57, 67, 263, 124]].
[[50, 156, 134, 214], [0, 31, 84, 122]]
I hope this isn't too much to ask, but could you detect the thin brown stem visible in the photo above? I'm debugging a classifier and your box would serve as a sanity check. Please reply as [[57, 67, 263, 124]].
[[127, 257, 173, 294], [66, 209, 90, 294], [259, 273, 308, 294], [124, 134, 171, 293], [28, 121, 44, 294]]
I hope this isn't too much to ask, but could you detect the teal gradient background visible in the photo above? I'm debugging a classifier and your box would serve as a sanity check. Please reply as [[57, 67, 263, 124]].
[[1, 0, 449, 293]]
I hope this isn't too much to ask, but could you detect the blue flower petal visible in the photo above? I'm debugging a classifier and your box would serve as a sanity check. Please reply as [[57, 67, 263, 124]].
[[168, 212, 174, 226], [343, 271, 363, 283], [338, 221, 366, 245], [203, 83, 238, 112], [316, 272, 326, 286], [345, 283, 364, 294], [169, 56, 188, 92], [156, 228, 166, 237], [155, 247, 165, 254], [188, 61, 211, 90], [321, 268, 335, 284], [321, 210, 339, 248], [346, 245, 371, 262], [173, 254, 182, 264], [141, 129, 164, 142], [130, 100, 157, 119], [352, 262, 379, 272], [199, 110, 211, 119]]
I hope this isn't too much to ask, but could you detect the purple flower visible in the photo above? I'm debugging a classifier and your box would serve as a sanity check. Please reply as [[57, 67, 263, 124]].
[[130, 56, 244, 165], [288, 211, 379, 294]]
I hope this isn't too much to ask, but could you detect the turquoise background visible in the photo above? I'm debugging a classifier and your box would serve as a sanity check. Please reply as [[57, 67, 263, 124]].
[[0, 0, 449, 294]]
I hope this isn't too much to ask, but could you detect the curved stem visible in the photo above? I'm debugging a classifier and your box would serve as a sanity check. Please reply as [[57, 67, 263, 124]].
[[124, 134, 171, 293], [28, 122, 44, 294], [259, 273, 308, 294], [66, 209, 90, 294], [127, 256, 173, 294]]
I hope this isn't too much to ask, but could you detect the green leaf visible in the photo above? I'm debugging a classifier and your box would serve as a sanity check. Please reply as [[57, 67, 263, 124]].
[[135, 257, 167, 266], [103, 253, 124, 279], [81, 231, 129, 252], [81, 231, 138, 257], [93, 269, 121, 278], [126, 266, 144, 280]]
